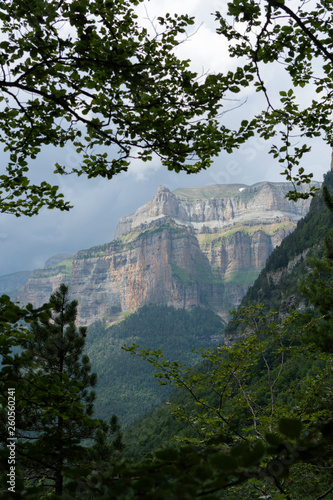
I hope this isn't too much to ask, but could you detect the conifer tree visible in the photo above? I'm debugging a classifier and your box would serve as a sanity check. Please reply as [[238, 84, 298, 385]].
[[7, 284, 122, 496]]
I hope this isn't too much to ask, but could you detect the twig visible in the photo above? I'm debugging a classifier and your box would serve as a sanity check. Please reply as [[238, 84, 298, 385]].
[[314, 484, 333, 500]]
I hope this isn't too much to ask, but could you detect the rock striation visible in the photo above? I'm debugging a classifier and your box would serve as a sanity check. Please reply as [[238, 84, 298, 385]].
[[114, 183, 310, 238], [15, 181, 317, 325]]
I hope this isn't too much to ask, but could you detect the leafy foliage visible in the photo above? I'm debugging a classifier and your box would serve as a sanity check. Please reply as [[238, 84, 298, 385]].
[[1, 1, 333, 214], [3, 415, 333, 500], [125, 304, 333, 499], [297, 180, 333, 353], [121, 179, 333, 498], [2, 208, 333, 498], [214, 0, 333, 200], [0, 0, 225, 216], [0, 293, 50, 361], [2, 3, 333, 496]]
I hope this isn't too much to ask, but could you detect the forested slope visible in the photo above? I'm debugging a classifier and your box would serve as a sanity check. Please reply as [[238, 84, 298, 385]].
[[225, 171, 333, 343], [123, 172, 333, 477], [86, 304, 225, 426]]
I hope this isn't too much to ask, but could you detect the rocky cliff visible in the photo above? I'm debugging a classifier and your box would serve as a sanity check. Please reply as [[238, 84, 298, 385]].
[[223, 174, 333, 345], [15, 182, 316, 325], [114, 183, 310, 237]]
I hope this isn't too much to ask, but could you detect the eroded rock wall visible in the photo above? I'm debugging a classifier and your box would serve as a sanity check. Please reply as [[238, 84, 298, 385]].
[[16, 182, 316, 325]]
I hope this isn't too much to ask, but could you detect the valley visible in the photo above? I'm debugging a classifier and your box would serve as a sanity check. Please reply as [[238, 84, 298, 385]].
[[2, 175, 333, 500]]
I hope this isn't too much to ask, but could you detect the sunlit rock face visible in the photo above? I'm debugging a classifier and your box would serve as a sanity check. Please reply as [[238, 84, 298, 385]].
[[16, 181, 316, 325], [114, 182, 310, 238]]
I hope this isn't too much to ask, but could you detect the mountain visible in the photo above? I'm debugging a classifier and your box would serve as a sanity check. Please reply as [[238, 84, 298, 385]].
[[0, 254, 73, 298], [0, 271, 31, 298], [114, 183, 309, 238], [44, 253, 73, 268], [14, 181, 316, 325], [224, 171, 333, 344], [123, 172, 333, 458]]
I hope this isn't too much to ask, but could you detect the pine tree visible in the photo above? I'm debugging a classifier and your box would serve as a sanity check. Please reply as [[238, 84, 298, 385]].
[[12, 284, 122, 495]]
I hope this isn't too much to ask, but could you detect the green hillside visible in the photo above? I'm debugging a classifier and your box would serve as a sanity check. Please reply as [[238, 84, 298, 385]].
[[225, 171, 333, 342], [3, 179, 333, 499], [86, 304, 225, 427], [120, 173, 333, 500]]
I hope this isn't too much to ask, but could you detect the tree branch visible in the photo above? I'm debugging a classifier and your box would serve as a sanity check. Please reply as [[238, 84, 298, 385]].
[[268, 0, 333, 63], [314, 484, 333, 500]]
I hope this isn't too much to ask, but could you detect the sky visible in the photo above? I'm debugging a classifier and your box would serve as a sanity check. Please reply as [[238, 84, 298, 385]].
[[0, 0, 330, 277]]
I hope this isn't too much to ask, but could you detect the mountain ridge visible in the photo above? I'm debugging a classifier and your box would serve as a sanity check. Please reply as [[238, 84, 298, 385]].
[[122, 173, 333, 460], [224, 172, 333, 344], [114, 182, 313, 239], [13, 181, 316, 325]]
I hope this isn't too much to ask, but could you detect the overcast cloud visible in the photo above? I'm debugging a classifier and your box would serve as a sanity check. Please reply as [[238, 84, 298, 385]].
[[0, 0, 330, 277]]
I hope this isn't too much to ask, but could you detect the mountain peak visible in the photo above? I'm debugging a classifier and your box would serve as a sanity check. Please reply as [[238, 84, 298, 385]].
[[157, 185, 170, 194], [15, 180, 317, 326], [44, 253, 73, 269], [114, 181, 318, 240]]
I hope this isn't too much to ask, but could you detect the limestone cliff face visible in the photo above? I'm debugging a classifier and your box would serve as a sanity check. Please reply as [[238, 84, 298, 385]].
[[17, 267, 71, 307], [16, 182, 316, 325], [69, 220, 222, 325], [114, 183, 312, 238], [17, 219, 223, 325]]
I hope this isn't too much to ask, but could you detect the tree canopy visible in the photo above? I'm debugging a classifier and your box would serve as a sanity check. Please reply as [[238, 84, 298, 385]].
[[1, 0, 333, 216], [214, 0, 333, 200], [0, 285, 123, 497], [0, 0, 224, 216]]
